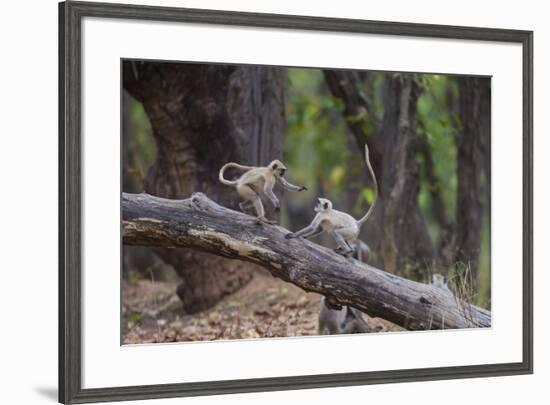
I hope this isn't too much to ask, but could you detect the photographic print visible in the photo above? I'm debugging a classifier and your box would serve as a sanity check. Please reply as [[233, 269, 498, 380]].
[[60, 3, 532, 401], [121, 60, 491, 344]]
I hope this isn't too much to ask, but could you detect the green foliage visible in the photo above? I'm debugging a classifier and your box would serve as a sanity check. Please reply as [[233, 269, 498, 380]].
[[124, 97, 155, 190], [416, 75, 458, 225], [285, 69, 350, 202]]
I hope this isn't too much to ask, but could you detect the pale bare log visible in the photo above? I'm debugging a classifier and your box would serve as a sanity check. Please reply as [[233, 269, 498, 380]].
[[122, 192, 491, 331]]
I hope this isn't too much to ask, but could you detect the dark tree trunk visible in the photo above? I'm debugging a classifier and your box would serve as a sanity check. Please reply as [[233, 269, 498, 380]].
[[381, 75, 414, 272], [455, 77, 486, 284], [122, 91, 167, 280], [122, 61, 285, 313], [381, 74, 435, 278], [417, 127, 455, 272], [479, 81, 491, 193]]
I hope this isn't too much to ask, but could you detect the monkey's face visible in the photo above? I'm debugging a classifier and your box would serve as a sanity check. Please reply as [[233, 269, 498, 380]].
[[431, 274, 447, 286], [315, 198, 333, 213], [269, 160, 287, 178]]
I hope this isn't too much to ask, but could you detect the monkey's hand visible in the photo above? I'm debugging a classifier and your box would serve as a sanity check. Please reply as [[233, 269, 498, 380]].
[[285, 233, 296, 239], [299, 186, 308, 191], [274, 203, 281, 212]]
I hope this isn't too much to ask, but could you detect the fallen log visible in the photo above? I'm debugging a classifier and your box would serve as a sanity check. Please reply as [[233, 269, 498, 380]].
[[122, 192, 491, 331]]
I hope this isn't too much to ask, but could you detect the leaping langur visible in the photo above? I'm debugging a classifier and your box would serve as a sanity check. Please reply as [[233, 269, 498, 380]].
[[219, 160, 307, 224], [286, 144, 378, 255]]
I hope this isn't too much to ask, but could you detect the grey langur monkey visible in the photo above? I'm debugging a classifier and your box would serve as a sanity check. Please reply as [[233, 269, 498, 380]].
[[219, 160, 307, 223], [285, 144, 378, 255], [430, 273, 452, 294], [318, 241, 378, 335], [318, 296, 371, 335]]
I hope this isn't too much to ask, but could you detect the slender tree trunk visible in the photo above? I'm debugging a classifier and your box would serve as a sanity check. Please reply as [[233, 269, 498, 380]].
[[417, 126, 456, 272], [381, 74, 435, 277], [123, 61, 285, 313], [455, 77, 485, 285]]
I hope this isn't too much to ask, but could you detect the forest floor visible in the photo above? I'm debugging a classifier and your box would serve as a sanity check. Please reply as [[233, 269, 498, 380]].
[[122, 270, 399, 345]]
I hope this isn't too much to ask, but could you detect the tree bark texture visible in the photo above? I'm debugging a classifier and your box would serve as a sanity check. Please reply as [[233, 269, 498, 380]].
[[380, 75, 436, 279], [455, 77, 486, 283], [122, 192, 491, 331], [122, 61, 285, 313]]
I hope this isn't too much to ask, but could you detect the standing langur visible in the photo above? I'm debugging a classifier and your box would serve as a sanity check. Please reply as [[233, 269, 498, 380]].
[[286, 145, 378, 255], [219, 160, 307, 224]]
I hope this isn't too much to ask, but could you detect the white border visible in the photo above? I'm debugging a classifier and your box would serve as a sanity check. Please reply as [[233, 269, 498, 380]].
[[82, 17, 523, 388]]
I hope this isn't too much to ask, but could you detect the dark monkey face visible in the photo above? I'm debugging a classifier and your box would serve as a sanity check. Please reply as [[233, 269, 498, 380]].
[[315, 198, 332, 213], [269, 160, 287, 177]]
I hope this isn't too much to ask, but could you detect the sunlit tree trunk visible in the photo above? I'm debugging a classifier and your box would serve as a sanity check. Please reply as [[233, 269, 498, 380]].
[[123, 61, 285, 313]]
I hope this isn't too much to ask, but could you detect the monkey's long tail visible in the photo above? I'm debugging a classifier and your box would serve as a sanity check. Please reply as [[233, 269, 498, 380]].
[[357, 144, 379, 226], [218, 162, 254, 186]]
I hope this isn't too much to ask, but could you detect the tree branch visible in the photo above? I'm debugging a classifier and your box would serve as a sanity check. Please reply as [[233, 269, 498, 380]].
[[122, 192, 491, 331]]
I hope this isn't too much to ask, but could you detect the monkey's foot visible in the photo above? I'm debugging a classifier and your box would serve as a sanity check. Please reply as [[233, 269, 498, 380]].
[[334, 247, 353, 256], [256, 217, 276, 225]]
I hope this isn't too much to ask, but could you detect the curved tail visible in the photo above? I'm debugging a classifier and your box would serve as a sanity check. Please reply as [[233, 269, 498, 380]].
[[357, 144, 379, 226], [218, 162, 254, 186]]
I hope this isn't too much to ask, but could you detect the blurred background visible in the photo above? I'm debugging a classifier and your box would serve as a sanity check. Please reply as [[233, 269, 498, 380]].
[[122, 61, 490, 344]]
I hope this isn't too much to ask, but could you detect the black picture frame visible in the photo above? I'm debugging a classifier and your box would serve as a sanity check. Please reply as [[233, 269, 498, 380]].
[[59, 1, 533, 403]]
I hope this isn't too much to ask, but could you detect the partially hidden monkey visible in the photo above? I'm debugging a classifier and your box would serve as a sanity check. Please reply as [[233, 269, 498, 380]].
[[285, 144, 378, 255], [318, 296, 372, 335], [219, 160, 307, 223], [430, 273, 453, 294], [318, 241, 379, 335]]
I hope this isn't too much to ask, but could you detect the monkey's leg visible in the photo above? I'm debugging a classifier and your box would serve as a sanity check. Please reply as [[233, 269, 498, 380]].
[[354, 243, 362, 261], [306, 228, 324, 239], [342, 307, 371, 334], [263, 186, 280, 211], [331, 230, 353, 256], [287, 225, 321, 239], [251, 195, 275, 225], [342, 318, 370, 334], [239, 200, 253, 213], [238, 184, 272, 224]]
